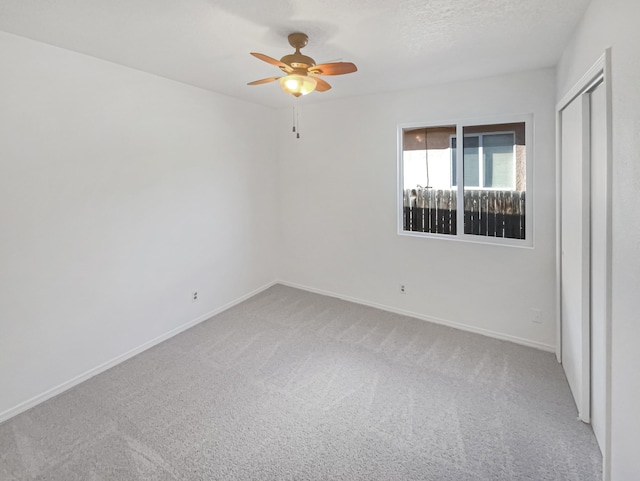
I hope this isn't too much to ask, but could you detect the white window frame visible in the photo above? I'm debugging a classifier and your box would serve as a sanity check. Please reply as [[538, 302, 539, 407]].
[[397, 114, 534, 248], [450, 131, 517, 190]]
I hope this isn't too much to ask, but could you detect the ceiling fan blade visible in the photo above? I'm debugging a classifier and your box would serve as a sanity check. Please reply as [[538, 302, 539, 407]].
[[309, 62, 357, 76], [247, 77, 282, 85], [314, 77, 332, 92], [250, 52, 292, 72]]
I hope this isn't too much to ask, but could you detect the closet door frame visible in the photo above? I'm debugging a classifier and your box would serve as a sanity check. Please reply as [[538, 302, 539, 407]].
[[555, 49, 612, 481]]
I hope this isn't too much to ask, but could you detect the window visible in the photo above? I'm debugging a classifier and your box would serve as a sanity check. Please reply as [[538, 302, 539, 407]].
[[399, 118, 530, 244]]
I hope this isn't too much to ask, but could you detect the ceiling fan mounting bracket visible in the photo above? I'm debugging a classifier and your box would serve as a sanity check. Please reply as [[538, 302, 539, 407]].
[[288, 33, 309, 50]]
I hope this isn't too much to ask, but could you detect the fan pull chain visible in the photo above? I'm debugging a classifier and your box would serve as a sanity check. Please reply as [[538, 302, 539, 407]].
[[291, 105, 302, 139]]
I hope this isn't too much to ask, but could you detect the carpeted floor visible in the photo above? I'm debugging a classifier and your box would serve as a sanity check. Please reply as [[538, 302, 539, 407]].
[[0, 285, 602, 480]]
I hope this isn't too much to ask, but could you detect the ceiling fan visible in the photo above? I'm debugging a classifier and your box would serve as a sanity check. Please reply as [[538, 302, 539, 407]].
[[247, 32, 358, 97]]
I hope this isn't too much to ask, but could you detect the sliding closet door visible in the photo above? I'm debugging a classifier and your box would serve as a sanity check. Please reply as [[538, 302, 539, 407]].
[[560, 95, 590, 421], [558, 54, 610, 469]]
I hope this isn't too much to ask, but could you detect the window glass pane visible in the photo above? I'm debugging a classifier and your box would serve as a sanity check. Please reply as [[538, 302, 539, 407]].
[[483, 133, 515, 189], [462, 123, 525, 240], [402, 126, 456, 235]]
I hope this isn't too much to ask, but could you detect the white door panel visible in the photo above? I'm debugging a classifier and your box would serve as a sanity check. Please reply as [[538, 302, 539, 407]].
[[560, 96, 590, 421]]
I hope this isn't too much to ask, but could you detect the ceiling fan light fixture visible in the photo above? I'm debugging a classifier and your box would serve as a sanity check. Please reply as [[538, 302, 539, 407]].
[[249, 33, 355, 98], [280, 74, 317, 97]]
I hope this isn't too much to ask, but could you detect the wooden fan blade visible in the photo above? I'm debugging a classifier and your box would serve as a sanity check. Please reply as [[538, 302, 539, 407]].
[[247, 77, 281, 85], [250, 52, 292, 72], [308, 62, 357, 76], [314, 77, 332, 92]]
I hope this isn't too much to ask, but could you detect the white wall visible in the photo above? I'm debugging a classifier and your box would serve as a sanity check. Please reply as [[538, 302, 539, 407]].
[[557, 0, 640, 479], [277, 69, 557, 350], [0, 31, 278, 419]]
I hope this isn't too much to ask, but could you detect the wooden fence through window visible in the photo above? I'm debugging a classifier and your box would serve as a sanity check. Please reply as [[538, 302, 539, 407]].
[[403, 188, 526, 240]]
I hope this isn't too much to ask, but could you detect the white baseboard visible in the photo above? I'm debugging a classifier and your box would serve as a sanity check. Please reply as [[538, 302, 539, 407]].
[[276, 280, 556, 353], [0, 280, 277, 425]]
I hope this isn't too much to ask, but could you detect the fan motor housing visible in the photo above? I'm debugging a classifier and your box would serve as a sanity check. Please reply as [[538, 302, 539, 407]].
[[280, 53, 316, 70]]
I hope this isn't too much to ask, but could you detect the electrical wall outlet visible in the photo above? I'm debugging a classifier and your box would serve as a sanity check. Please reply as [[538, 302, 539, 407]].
[[400, 284, 406, 294], [192, 291, 199, 302]]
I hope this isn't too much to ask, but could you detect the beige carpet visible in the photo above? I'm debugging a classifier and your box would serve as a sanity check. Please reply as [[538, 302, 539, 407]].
[[0, 284, 602, 480]]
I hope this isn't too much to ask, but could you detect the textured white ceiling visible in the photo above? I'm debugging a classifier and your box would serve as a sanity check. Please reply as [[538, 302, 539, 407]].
[[0, 0, 591, 108]]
